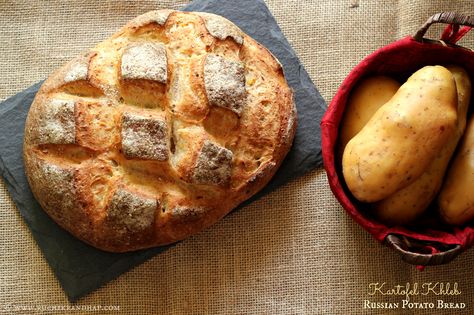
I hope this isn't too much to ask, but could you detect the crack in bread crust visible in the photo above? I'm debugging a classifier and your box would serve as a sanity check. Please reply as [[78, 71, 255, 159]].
[[23, 10, 296, 252]]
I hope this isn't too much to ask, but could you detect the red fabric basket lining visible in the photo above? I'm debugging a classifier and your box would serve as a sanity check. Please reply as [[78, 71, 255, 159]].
[[321, 36, 474, 249]]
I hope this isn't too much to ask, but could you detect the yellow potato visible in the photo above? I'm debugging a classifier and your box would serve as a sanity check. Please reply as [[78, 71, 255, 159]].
[[373, 66, 471, 225], [449, 65, 472, 133], [439, 115, 474, 225], [342, 65, 458, 203], [338, 76, 400, 155]]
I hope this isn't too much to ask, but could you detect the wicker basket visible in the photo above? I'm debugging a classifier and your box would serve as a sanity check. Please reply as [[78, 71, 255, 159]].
[[321, 12, 474, 266]]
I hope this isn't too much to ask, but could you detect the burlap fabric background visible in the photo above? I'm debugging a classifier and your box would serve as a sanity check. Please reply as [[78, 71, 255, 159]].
[[1, 1, 473, 314]]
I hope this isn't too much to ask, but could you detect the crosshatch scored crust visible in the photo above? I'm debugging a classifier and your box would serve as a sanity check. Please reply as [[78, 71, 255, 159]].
[[23, 10, 296, 252]]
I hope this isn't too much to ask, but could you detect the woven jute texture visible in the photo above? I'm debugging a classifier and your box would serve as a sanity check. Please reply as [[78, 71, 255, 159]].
[[1, 1, 474, 314]]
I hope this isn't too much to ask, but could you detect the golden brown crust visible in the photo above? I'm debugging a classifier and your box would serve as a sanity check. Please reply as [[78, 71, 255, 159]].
[[23, 10, 296, 252]]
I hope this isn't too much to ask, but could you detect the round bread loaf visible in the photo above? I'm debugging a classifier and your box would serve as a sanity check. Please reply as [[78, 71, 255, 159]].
[[23, 10, 296, 252]]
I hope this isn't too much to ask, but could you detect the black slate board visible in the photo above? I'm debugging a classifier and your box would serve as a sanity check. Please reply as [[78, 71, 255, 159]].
[[0, 0, 326, 302]]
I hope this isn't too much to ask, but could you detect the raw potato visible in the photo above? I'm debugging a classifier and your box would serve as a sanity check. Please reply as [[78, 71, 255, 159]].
[[439, 116, 474, 225], [373, 66, 471, 225], [337, 76, 400, 161], [342, 65, 458, 203]]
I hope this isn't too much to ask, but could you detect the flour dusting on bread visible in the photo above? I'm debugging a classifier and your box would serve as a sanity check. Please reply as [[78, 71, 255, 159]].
[[193, 140, 233, 185], [35, 99, 76, 145], [121, 42, 168, 83], [107, 188, 157, 232], [64, 54, 90, 83], [121, 112, 169, 161], [204, 54, 246, 115], [199, 12, 244, 45]]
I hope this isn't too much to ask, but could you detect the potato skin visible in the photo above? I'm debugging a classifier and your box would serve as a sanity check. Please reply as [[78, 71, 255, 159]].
[[342, 66, 458, 203], [439, 115, 474, 226], [337, 76, 400, 162], [374, 66, 471, 225]]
